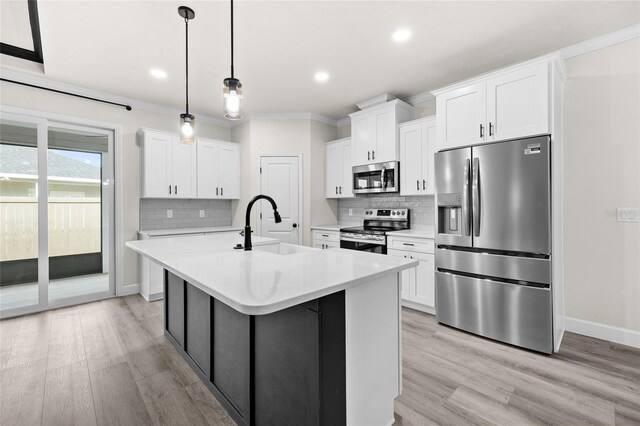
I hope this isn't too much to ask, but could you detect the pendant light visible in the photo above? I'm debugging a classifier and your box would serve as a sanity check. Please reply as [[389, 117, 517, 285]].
[[178, 6, 195, 143], [223, 0, 243, 120]]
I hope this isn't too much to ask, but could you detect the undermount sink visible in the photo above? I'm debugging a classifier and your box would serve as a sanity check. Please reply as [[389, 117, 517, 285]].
[[253, 243, 315, 255]]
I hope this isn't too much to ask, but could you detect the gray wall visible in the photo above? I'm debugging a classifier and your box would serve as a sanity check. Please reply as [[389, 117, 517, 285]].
[[337, 195, 435, 227], [139, 199, 232, 230]]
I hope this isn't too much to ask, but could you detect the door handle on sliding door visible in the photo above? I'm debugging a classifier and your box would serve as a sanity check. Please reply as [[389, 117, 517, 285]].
[[472, 157, 480, 237], [462, 159, 471, 236]]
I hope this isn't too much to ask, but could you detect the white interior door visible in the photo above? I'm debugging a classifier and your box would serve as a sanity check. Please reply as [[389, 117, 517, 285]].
[[259, 156, 301, 244]]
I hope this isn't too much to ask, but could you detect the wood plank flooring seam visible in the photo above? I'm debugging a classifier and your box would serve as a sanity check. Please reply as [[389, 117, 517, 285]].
[[77, 309, 101, 426]]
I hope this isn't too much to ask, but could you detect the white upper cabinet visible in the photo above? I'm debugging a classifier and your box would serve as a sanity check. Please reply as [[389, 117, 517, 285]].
[[436, 83, 486, 150], [140, 129, 196, 198], [196, 138, 240, 199], [349, 99, 412, 166], [486, 63, 549, 142], [325, 137, 353, 199], [196, 140, 220, 198], [434, 59, 551, 151], [399, 116, 436, 196], [172, 138, 198, 198], [218, 143, 240, 199]]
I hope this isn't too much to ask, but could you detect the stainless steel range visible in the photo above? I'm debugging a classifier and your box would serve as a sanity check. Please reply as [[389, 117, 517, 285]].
[[340, 209, 410, 254]]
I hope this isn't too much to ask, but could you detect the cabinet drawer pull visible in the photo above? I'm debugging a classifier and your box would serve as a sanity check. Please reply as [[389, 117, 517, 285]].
[[423, 179, 426, 190], [321, 234, 329, 238], [402, 242, 414, 246]]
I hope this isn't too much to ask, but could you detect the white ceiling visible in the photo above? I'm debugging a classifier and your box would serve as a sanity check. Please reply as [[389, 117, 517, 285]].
[[4, 1, 640, 120]]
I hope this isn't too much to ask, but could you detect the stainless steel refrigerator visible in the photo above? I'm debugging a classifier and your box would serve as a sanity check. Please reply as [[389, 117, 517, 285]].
[[434, 135, 553, 354]]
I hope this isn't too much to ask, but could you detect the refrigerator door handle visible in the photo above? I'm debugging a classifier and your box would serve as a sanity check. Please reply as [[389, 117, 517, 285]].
[[473, 157, 480, 237], [462, 159, 471, 236]]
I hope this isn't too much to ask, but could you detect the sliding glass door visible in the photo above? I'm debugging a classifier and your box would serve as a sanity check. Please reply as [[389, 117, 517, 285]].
[[0, 115, 46, 312], [0, 113, 115, 317]]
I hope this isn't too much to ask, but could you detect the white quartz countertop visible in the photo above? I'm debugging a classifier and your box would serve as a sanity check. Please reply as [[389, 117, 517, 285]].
[[126, 233, 417, 315], [310, 223, 359, 232], [138, 226, 242, 238], [387, 227, 435, 239]]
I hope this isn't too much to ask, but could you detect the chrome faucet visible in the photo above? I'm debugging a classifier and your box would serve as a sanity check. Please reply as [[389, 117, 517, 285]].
[[244, 194, 282, 251]]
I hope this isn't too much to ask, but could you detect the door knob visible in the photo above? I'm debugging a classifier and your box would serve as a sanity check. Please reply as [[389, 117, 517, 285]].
[[292, 223, 298, 228]]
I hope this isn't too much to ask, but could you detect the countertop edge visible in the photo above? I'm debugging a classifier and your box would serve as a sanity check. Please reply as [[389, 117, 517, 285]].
[[126, 242, 418, 315]]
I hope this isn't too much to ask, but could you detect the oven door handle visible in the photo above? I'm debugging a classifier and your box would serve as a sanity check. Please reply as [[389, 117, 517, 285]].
[[381, 166, 387, 189], [339, 236, 386, 246]]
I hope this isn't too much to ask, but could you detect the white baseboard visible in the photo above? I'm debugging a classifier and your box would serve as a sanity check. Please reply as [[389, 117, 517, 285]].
[[401, 300, 435, 315], [565, 317, 640, 348], [117, 283, 141, 297], [142, 291, 164, 302]]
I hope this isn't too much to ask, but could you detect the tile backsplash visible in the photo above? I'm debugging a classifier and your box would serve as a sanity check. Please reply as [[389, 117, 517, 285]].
[[139, 199, 232, 230], [337, 195, 435, 226]]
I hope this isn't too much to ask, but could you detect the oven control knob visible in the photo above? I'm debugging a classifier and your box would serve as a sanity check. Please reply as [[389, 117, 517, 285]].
[[392, 211, 396, 215], [401, 211, 406, 215]]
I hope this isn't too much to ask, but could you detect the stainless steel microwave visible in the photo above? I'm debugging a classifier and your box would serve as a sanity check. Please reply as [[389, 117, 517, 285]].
[[352, 161, 399, 194]]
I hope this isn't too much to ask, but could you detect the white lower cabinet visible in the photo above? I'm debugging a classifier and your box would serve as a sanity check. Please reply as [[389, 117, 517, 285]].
[[387, 236, 435, 313], [312, 229, 340, 249]]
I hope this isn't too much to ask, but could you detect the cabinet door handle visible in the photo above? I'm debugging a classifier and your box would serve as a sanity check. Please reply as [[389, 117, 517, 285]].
[[339, 186, 342, 194], [335, 186, 338, 194], [480, 124, 484, 138], [221, 187, 223, 196], [216, 187, 219, 196], [489, 122, 493, 136], [175, 185, 178, 195], [368, 151, 370, 161], [321, 234, 329, 237], [423, 179, 426, 190], [402, 242, 414, 246], [417, 179, 420, 190], [169, 185, 172, 195], [372, 150, 375, 160]]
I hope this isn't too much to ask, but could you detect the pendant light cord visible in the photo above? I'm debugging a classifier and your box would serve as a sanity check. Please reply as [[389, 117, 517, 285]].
[[230, 0, 234, 79], [185, 15, 190, 114]]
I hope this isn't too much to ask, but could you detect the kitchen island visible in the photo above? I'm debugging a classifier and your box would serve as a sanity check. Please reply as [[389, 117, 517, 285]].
[[126, 232, 417, 426]]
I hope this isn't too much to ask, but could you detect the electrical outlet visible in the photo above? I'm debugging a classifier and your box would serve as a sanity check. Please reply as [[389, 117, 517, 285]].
[[349, 208, 353, 216], [167, 209, 173, 218], [199, 210, 205, 218], [617, 208, 639, 222]]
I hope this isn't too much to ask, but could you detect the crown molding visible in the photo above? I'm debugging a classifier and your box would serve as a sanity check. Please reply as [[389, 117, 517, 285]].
[[241, 111, 338, 127], [404, 91, 435, 106], [336, 117, 350, 128], [561, 23, 640, 59], [0, 67, 232, 128]]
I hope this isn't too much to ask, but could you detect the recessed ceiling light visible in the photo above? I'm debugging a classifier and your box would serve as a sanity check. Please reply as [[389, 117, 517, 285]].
[[392, 28, 411, 43], [314, 71, 330, 82], [150, 68, 168, 79]]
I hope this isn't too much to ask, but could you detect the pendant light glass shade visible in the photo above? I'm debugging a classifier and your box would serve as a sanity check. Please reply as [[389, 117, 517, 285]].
[[179, 113, 195, 143], [223, 77, 243, 120], [178, 6, 195, 143]]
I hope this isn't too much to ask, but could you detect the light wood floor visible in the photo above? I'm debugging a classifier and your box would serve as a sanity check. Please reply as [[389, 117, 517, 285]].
[[0, 296, 638, 426]]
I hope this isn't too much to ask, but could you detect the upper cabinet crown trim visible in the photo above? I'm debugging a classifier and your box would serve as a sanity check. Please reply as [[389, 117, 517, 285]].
[[348, 98, 412, 118], [398, 115, 436, 128], [431, 52, 564, 97]]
